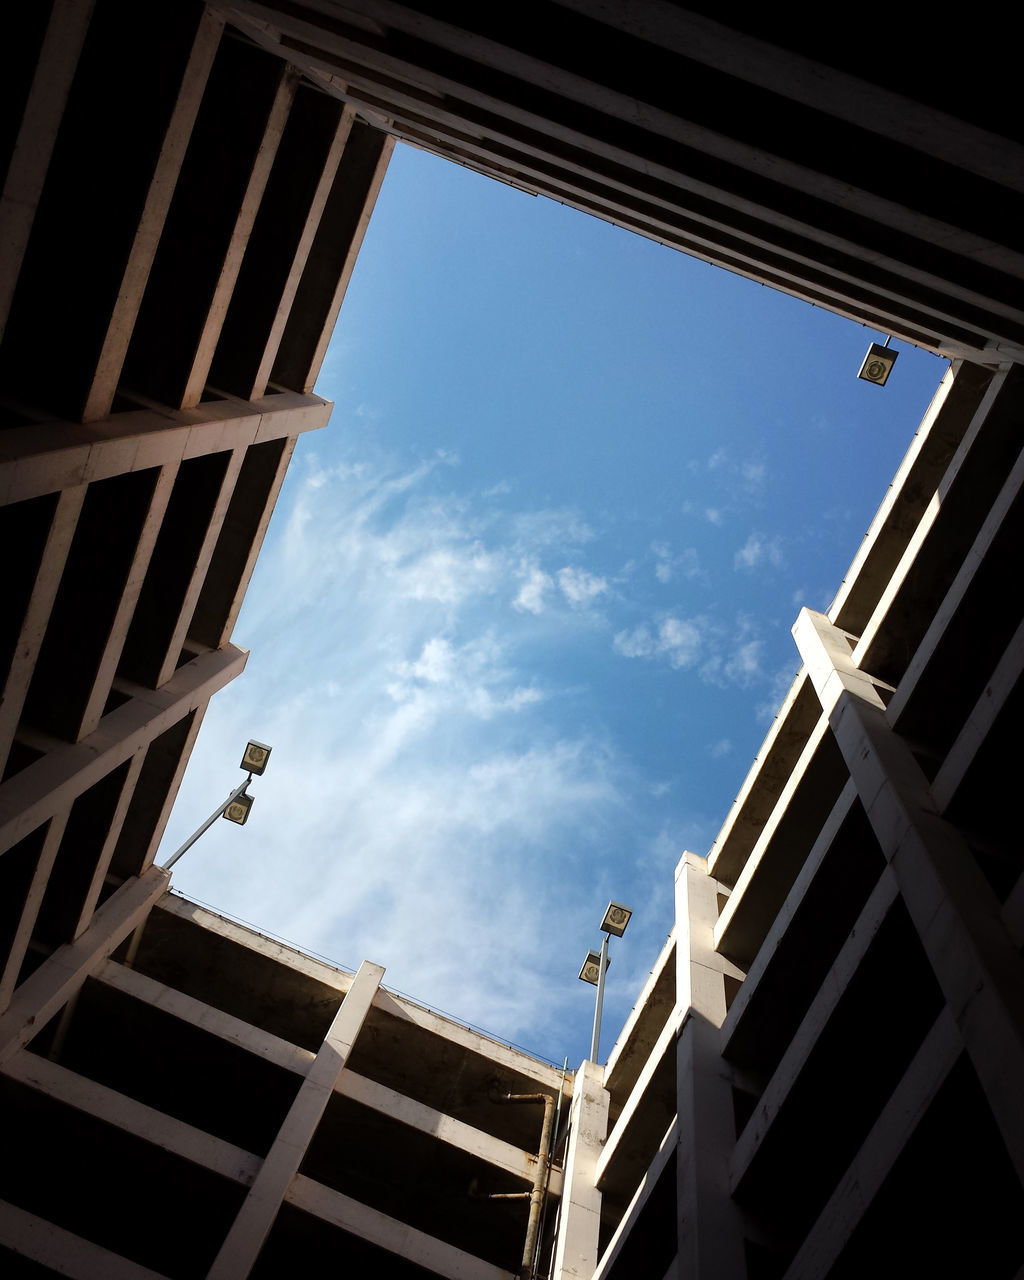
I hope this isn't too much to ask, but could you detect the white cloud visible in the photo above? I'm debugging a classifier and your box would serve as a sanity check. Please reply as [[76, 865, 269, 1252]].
[[734, 531, 783, 570], [513, 565, 553, 614], [709, 738, 732, 758], [705, 507, 723, 526], [613, 616, 702, 669], [557, 566, 609, 609], [651, 541, 700, 584]]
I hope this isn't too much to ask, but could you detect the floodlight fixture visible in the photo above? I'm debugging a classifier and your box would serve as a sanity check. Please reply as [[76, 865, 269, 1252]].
[[581, 897, 635, 1063], [579, 951, 605, 986], [601, 901, 632, 937], [223, 793, 254, 826], [857, 340, 898, 387], [161, 740, 273, 869], [240, 740, 272, 776]]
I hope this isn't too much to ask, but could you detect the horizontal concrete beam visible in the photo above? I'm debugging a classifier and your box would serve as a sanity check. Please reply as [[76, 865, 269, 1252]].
[[597, 1005, 682, 1188], [0, 392, 331, 508], [95, 956, 560, 1193], [2, 1047, 261, 1186], [288, 1173, 516, 1280], [0, 646, 246, 857], [0, 1198, 171, 1280]]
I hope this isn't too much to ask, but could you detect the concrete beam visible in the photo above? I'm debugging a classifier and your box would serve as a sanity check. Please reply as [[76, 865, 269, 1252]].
[[885, 425, 1024, 730], [179, 73, 298, 409], [849, 366, 1010, 670], [0, 392, 331, 509], [794, 607, 1024, 1185], [783, 1008, 960, 1280], [73, 751, 146, 938], [552, 1059, 609, 1280], [729, 870, 900, 1190], [0, 484, 86, 773], [596, 1004, 682, 1188], [0, 1198, 171, 1280], [152, 448, 246, 689], [337, 1068, 563, 1198], [77, 464, 179, 738], [375, 988, 571, 1095], [0, 810, 71, 1013], [287, 1174, 515, 1280], [2, 1047, 261, 1187], [720, 780, 857, 1058], [0, 0, 94, 342], [93, 956, 560, 1194], [593, 1118, 678, 1280], [81, 11, 224, 421], [248, 106, 356, 400], [0, 865, 168, 1066], [931, 613, 1024, 813], [714, 714, 833, 965], [0, 646, 245, 857], [604, 930, 675, 1088], [207, 959, 385, 1279]]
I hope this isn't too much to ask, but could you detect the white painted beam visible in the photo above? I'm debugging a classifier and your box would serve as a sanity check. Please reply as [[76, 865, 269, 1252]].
[[783, 1008, 960, 1280], [795, 607, 1024, 1186], [2, 1049, 261, 1187], [597, 1005, 682, 1188], [288, 1174, 515, 1280], [593, 1117, 678, 1280], [721, 780, 857, 1056], [0, 1198, 171, 1280], [207, 959, 385, 1280], [0, 647, 245, 858], [81, 12, 225, 422], [0, 809, 71, 1013], [0, 393, 331, 509], [0, 0, 95, 342], [729, 870, 900, 1190]]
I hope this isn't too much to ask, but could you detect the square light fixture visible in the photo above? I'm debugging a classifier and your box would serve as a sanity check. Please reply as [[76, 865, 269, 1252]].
[[240, 740, 272, 775], [601, 901, 633, 937], [857, 342, 898, 387], [579, 951, 605, 985], [223, 793, 254, 825]]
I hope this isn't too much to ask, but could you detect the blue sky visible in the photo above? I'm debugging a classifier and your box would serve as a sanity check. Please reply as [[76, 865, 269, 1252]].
[[159, 143, 947, 1067]]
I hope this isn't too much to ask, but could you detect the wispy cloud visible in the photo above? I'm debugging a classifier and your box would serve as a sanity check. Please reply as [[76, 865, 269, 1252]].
[[613, 616, 703, 669], [734, 531, 783, 570], [557, 566, 609, 609]]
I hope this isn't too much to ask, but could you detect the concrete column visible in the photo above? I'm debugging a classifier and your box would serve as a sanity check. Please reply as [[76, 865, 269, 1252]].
[[675, 852, 748, 1280], [206, 959, 385, 1280], [793, 607, 1024, 1185], [551, 1059, 609, 1280]]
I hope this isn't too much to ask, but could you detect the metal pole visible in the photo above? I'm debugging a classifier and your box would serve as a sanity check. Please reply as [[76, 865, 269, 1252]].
[[590, 933, 609, 1062], [162, 776, 251, 870]]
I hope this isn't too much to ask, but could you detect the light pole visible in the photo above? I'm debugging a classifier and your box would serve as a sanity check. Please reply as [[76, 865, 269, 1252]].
[[578, 900, 632, 1063], [162, 740, 272, 870]]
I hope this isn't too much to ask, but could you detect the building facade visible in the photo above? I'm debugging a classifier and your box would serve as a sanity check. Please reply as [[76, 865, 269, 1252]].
[[1, 3, 1022, 1277]]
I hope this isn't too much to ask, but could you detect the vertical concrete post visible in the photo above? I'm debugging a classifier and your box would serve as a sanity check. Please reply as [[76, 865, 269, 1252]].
[[206, 959, 384, 1279], [675, 852, 748, 1280], [793, 607, 1024, 1186], [551, 1059, 609, 1280]]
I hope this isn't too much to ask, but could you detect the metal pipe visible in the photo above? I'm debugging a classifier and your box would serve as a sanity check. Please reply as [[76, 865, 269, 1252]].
[[162, 776, 251, 870], [590, 933, 609, 1062], [491, 1089, 557, 1280]]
